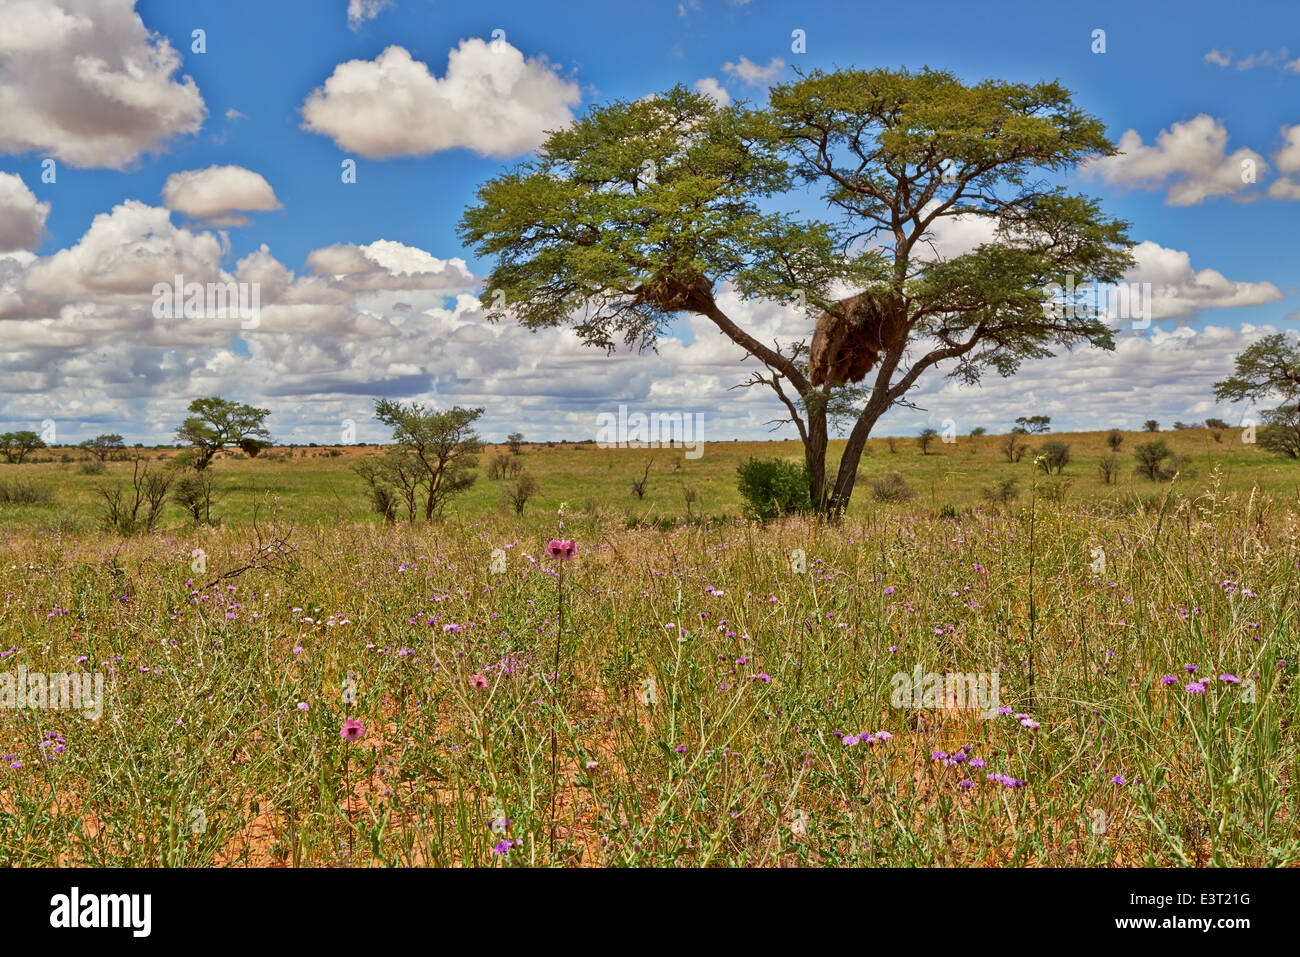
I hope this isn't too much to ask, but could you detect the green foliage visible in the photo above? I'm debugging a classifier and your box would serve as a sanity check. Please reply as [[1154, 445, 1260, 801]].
[[362, 400, 483, 521], [176, 396, 273, 471], [1133, 440, 1175, 481], [870, 471, 916, 502], [1035, 440, 1071, 474], [79, 433, 125, 462], [461, 68, 1132, 514], [917, 428, 940, 454], [736, 457, 812, 520], [0, 430, 46, 464], [1258, 405, 1300, 459]]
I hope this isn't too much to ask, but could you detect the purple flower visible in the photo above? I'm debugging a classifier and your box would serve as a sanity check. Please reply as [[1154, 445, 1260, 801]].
[[340, 718, 366, 742], [1159, 675, 1177, 685], [1185, 681, 1207, 694], [1219, 674, 1240, 684], [1111, 775, 1127, 785]]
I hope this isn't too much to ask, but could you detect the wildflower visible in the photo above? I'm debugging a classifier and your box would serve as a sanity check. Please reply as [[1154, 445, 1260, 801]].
[[1185, 681, 1207, 694], [843, 735, 860, 747], [1111, 775, 1127, 785], [546, 539, 577, 560], [1159, 675, 1177, 685], [585, 760, 599, 771], [1020, 718, 1040, 730], [1183, 664, 1198, 673], [1219, 674, 1240, 684], [340, 718, 366, 742], [874, 731, 893, 742], [469, 673, 489, 691], [492, 839, 516, 855], [296, 702, 309, 711]]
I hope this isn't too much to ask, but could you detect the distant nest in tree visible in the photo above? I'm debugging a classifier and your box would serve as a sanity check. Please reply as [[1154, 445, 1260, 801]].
[[632, 272, 714, 313], [809, 292, 905, 387]]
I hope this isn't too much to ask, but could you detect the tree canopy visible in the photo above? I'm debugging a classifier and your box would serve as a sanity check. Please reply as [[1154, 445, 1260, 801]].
[[175, 396, 273, 471], [460, 67, 1133, 514]]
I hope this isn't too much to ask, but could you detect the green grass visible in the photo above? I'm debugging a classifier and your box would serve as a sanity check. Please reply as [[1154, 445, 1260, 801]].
[[1, 426, 1295, 532], [0, 431, 1295, 866]]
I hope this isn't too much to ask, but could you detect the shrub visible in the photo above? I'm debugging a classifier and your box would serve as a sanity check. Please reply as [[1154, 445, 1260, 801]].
[[1000, 432, 1028, 463], [0, 479, 53, 506], [1097, 453, 1120, 484], [735, 457, 812, 520], [982, 478, 1019, 508], [916, 428, 939, 454], [78, 460, 107, 475], [1034, 440, 1071, 474], [869, 471, 915, 503], [1106, 429, 1123, 451], [1133, 440, 1176, 481], [501, 473, 540, 515]]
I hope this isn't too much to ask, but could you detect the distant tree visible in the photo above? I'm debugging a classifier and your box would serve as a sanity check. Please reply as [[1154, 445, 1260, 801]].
[[1257, 405, 1300, 459], [1035, 440, 1071, 474], [969, 426, 987, 437], [506, 432, 525, 455], [1133, 440, 1175, 480], [0, 431, 45, 464], [1014, 415, 1052, 434], [1204, 417, 1229, 429], [1097, 453, 1120, 484], [917, 427, 939, 454], [1215, 334, 1300, 459], [1143, 420, 1160, 432], [176, 397, 272, 471], [79, 433, 125, 462], [1106, 429, 1123, 451], [1000, 432, 1028, 463], [502, 472, 540, 515], [367, 400, 483, 521]]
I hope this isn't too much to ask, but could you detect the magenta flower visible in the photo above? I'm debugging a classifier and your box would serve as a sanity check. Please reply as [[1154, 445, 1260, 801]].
[[469, 673, 489, 691], [340, 718, 366, 742], [1159, 675, 1177, 685], [1219, 674, 1240, 684], [1185, 681, 1207, 694], [546, 539, 577, 560]]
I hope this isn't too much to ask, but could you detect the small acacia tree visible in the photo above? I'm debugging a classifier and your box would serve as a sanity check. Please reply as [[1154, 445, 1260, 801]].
[[176, 397, 272, 470], [461, 70, 1131, 515], [364, 399, 483, 521], [1214, 333, 1300, 458], [79, 433, 125, 462], [0, 430, 45, 464]]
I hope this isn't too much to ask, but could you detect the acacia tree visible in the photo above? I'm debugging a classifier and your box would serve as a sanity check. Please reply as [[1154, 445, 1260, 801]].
[[79, 433, 125, 462], [461, 70, 1132, 515], [1214, 333, 1300, 458], [367, 399, 483, 520], [0, 430, 45, 463], [176, 397, 272, 470]]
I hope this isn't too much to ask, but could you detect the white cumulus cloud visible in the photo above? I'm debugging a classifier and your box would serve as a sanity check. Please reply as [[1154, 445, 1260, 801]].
[[0, 171, 49, 251], [162, 165, 282, 226], [1082, 114, 1267, 205], [300, 40, 581, 158], [0, 0, 206, 168]]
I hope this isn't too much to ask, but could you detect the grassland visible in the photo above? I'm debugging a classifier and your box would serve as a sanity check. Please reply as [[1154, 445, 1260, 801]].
[[1, 426, 1296, 532], [0, 429, 1296, 866]]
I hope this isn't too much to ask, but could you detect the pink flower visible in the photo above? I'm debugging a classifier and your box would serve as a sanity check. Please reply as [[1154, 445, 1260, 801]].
[[340, 718, 366, 742], [469, 673, 489, 691], [546, 539, 578, 560]]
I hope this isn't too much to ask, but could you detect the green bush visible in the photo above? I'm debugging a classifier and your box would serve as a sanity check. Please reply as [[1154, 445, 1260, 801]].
[[736, 457, 812, 521]]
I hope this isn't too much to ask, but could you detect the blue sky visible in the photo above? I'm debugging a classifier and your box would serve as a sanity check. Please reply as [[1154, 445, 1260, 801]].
[[0, 0, 1297, 445]]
